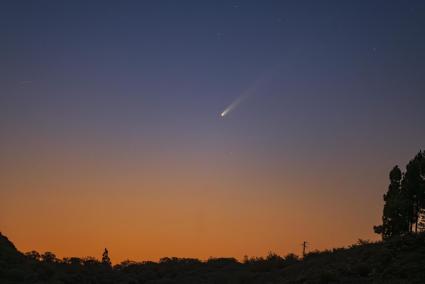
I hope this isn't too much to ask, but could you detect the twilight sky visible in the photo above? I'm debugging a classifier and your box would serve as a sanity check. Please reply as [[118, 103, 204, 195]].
[[1, 0, 425, 263]]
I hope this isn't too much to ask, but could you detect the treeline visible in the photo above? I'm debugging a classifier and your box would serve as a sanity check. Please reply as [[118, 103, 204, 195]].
[[1, 234, 303, 284], [374, 151, 425, 239], [3, 231, 425, 283]]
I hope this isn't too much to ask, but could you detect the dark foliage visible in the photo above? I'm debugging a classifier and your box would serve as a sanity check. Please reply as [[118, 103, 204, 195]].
[[374, 151, 425, 239], [2, 232, 425, 283]]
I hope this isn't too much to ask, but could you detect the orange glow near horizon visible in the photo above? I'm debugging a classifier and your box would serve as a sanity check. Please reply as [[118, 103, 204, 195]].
[[0, 140, 385, 263]]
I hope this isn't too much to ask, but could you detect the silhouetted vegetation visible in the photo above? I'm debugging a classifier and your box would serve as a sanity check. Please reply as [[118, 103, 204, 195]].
[[2, 231, 425, 283], [102, 248, 112, 268], [374, 151, 425, 239]]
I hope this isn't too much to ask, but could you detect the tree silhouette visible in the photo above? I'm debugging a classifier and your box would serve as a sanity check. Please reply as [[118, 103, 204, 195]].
[[25, 250, 41, 261], [402, 151, 425, 232], [375, 151, 425, 239], [41, 251, 57, 263], [374, 166, 408, 239], [102, 248, 111, 267]]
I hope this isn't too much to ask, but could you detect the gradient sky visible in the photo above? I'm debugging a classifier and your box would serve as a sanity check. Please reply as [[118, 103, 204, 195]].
[[1, 0, 425, 263]]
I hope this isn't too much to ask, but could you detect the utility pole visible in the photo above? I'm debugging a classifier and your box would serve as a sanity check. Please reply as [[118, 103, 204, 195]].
[[301, 241, 308, 257]]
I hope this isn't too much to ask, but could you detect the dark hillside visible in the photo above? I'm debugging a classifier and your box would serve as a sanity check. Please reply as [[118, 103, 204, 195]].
[[0, 233, 20, 256], [1, 232, 425, 283], [0, 232, 32, 283]]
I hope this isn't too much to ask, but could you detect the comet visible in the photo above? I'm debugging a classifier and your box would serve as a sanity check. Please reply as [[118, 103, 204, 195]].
[[220, 76, 267, 118], [220, 95, 248, 117], [219, 69, 276, 118]]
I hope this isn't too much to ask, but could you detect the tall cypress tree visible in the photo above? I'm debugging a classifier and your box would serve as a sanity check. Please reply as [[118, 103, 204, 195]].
[[375, 151, 425, 239], [102, 248, 112, 267], [374, 166, 408, 239], [402, 152, 425, 232]]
